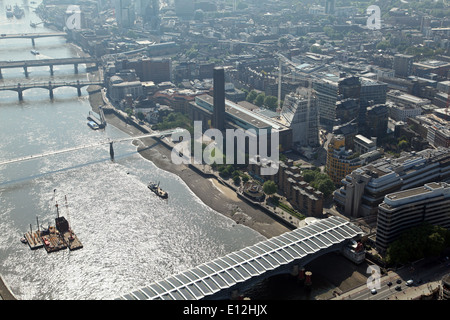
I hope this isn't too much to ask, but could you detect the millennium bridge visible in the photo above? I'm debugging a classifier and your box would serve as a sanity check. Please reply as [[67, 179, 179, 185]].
[[117, 216, 364, 300]]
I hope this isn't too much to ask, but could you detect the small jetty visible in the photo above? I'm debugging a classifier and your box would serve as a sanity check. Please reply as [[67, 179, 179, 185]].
[[87, 107, 106, 130], [21, 193, 83, 253]]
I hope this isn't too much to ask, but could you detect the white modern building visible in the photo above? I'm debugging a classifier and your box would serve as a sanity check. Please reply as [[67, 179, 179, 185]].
[[376, 182, 450, 252]]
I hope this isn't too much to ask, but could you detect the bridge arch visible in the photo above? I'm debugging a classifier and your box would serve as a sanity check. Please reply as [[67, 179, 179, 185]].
[[118, 216, 364, 300]]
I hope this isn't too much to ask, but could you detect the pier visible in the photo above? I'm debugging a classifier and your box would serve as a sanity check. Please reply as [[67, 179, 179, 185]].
[[0, 57, 99, 79]]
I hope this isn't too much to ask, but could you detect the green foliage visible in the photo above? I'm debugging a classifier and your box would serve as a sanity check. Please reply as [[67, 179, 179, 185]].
[[263, 180, 277, 195], [302, 169, 336, 197], [386, 223, 450, 265], [254, 93, 265, 107], [246, 90, 258, 103], [152, 112, 193, 131], [264, 95, 278, 110], [136, 111, 145, 121]]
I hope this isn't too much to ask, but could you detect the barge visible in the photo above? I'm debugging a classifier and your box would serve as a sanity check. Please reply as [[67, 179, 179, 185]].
[[22, 194, 83, 253]]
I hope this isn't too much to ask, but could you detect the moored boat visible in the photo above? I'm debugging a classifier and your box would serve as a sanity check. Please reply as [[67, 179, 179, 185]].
[[148, 181, 168, 199]]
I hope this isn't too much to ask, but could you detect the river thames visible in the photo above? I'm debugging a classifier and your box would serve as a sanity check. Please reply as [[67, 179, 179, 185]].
[[0, 0, 267, 300]]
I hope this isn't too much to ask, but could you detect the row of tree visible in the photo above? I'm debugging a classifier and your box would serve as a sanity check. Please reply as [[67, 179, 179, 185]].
[[244, 90, 280, 111], [385, 223, 450, 265]]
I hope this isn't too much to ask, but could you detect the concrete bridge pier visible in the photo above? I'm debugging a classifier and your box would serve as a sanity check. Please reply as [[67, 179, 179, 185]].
[[17, 84, 23, 101], [48, 81, 53, 100], [76, 80, 81, 96], [290, 265, 299, 277], [49, 65, 54, 76], [74, 63, 78, 74], [0, 68, 2, 79], [23, 66, 29, 78], [109, 142, 114, 161], [31, 38, 35, 46]]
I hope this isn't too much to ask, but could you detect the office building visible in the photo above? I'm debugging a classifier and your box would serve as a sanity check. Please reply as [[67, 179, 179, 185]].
[[325, 0, 335, 14], [313, 74, 339, 128], [114, 0, 135, 28], [394, 54, 414, 78], [376, 182, 450, 252], [280, 88, 319, 148], [354, 135, 376, 155], [174, 0, 195, 19], [365, 104, 388, 139], [326, 135, 363, 185], [334, 147, 450, 218]]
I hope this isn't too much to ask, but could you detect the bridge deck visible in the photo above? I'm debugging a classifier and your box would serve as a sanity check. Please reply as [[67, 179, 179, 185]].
[[0, 129, 181, 167], [0, 57, 97, 69], [118, 216, 363, 300]]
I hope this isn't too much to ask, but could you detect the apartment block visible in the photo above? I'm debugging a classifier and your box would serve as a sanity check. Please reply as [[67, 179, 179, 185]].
[[248, 157, 324, 217]]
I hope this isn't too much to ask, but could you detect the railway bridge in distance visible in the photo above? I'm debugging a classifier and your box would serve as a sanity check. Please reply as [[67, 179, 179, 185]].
[[117, 216, 366, 300], [0, 32, 67, 46]]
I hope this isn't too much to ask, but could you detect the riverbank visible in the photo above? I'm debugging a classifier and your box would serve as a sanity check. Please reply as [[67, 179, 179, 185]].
[[87, 89, 291, 239], [0, 275, 16, 300]]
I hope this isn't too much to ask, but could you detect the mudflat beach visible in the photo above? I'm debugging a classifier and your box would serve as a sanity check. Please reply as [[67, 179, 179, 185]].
[[88, 89, 291, 239]]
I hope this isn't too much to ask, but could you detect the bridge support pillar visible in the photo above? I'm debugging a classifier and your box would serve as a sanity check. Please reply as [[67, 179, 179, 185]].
[[18, 89, 23, 101], [230, 290, 241, 300], [290, 265, 299, 277], [24, 66, 29, 78], [0, 68, 2, 79], [31, 38, 35, 46], [49, 65, 54, 76], [109, 142, 115, 161], [49, 81, 53, 100], [74, 63, 78, 74], [76, 80, 81, 96]]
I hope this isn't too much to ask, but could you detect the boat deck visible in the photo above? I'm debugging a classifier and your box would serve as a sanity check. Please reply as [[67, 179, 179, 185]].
[[41, 227, 67, 253], [62, 231, 83, 251], [24, 231, 43, 250]]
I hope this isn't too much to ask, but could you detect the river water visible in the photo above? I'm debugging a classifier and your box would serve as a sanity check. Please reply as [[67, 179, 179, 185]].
[[0, 0, 266, 300]]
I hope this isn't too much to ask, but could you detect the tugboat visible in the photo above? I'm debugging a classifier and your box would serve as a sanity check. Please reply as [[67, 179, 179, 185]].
[[6, 5, 13, 18], [148, 181, 168, 199], [30, 49, 39, 55]]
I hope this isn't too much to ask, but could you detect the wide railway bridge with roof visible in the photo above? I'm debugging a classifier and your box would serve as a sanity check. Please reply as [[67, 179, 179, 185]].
[[118, 216, 365, 300]]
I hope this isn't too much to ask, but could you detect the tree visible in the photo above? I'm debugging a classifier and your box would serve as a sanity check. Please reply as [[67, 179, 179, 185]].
[[263, 180, 277, 196], [264, 95, 278, 110], [136, 111, 145, 121], [254, 93, 265, 107], [246, 90, 258, 103]]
